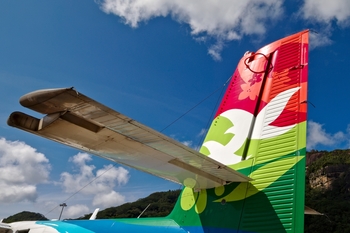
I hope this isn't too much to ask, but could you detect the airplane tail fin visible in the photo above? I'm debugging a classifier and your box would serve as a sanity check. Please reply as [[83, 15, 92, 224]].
[[169, 30, 309, 233]]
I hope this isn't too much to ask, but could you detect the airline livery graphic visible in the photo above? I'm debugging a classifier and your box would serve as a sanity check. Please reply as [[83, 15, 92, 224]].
[[3, 30, 308, 232]]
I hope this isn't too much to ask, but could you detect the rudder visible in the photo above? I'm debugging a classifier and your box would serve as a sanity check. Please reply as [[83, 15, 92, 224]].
[[169, 30, 309, 233]]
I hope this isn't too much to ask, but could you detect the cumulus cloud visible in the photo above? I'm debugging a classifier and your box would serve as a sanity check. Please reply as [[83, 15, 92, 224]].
[[300, 0, 350, 49], [174, 128, 208, 151], [181, 140, 193, 148], [309, 30, 333, 49], [0, 138, 50, 203], [64, 204, 90, 219], [92, 191, 125, 207], [301, 0, 350, 25], [307, 121, 350, 150], [60, 153, 129, 208], [97, 0, 284, 60], [96, 0, 350, 55]]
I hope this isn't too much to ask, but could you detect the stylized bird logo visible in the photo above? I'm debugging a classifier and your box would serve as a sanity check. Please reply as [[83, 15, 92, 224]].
[[203, 87, 301, 165]]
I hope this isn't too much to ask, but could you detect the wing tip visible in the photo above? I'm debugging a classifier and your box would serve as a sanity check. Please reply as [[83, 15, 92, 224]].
[[19, 87, 75, 114], [20, 87, 74, 107]]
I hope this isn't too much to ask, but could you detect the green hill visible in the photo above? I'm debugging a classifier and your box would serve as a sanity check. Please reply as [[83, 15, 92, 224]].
[[2, 211, 47, 223], [78, 189, 181, 219], [305, 149, 350, 233]]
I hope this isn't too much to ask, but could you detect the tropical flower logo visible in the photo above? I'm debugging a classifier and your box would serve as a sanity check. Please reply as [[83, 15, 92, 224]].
[[239, 73, 263, 101]]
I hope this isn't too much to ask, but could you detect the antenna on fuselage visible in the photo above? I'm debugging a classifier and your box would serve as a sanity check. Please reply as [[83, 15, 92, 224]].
[[89, 208, 100, 220], [137, 204, 151, 218]]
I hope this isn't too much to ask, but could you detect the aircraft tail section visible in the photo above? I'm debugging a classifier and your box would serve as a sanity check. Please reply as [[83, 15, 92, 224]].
[[169, 30, 309, 233], [6, 30, 309, 233]]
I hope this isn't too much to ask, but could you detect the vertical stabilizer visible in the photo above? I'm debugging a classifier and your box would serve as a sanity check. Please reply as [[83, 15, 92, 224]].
[[170, 30, 308, 233]]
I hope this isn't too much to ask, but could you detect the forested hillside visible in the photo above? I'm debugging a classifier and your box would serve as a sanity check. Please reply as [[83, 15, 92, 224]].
[[305, 149, 350, 233], [3, 211, 47, 223], [79, 189, 181, 219]]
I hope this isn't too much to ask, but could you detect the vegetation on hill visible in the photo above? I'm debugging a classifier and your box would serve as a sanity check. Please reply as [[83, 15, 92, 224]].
[[78, 189, 181, 219], [305, 149, 350, 233], [2, 211, 47, 223]]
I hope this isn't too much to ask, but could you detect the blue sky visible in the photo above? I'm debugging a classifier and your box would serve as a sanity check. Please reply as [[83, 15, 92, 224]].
[[1, 0, 350, 219]]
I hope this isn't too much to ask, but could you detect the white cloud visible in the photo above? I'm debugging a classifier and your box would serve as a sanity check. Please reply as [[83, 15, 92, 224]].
[[307, 121, 350, 150], [309, 30, 333, 49], [208, 41, 225, 61], [96, 164, 129, 186], [301, 0, 350, 25], [176, 128, 209, 151], [300, 0, 350, 49], [181, 140, 193, 148], [0, 138, 50, 203], [198, 128, 208, 138], [60, 153, 129, 208], [64, 204, 90, 219], [92, 191, 125, 208], [98, 0, 284, 60]]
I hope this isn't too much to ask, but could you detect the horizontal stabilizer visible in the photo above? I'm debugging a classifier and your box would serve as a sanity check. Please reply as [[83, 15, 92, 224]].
[[8, 87, 251, 189], [0, 222, 13, 233]]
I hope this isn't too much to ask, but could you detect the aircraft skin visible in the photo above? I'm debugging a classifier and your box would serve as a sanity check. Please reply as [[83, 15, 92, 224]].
[[4, 30, 308, 233]]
